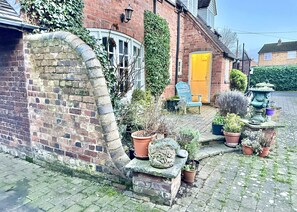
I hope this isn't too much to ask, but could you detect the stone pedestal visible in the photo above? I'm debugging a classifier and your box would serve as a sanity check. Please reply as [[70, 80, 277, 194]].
[[241, 119, 285, 145], [125, 157, 187, 206]]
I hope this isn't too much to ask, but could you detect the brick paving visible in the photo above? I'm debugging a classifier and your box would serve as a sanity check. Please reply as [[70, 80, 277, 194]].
[[1, 92, 297, 211]]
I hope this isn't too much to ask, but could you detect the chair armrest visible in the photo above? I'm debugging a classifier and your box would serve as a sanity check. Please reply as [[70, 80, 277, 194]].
[[192, 94, 202, 102]]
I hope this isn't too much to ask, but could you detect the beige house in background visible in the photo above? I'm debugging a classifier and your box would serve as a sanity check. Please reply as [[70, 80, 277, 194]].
[[258, 39, 297, 66]]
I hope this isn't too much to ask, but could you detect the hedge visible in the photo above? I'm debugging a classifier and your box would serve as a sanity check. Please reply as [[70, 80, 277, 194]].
[[250, 65, 297, 91]]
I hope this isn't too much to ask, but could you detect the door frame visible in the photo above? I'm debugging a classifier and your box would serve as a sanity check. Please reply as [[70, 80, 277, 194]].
[[188, 51, 213, 103]]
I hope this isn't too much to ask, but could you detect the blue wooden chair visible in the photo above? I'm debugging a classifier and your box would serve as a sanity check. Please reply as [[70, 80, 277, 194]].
[[175, 81, 202, 114]]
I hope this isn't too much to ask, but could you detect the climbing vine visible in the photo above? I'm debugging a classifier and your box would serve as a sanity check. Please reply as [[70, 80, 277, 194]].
[[144, 10, 170, 97], [20, 0, 117, 105]]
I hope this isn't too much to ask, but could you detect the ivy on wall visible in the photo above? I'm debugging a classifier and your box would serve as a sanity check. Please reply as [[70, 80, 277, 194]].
[[144, 10, 170, 97], [20, 0, 115, 102], [250, 65, 297, 91]]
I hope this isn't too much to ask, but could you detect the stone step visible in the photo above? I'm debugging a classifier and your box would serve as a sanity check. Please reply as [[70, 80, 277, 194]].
[[199, 132, 225, 146], [194, 143, 239, 161]]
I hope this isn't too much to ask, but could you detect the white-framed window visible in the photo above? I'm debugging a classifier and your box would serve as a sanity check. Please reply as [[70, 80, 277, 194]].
[[224, 59, 230, 83], [180, 0, 198, 16], [88, 29, 145, 92], [288, 51, 296, 59], [264, 53, 272, 61], [178, 59, 183, 75]]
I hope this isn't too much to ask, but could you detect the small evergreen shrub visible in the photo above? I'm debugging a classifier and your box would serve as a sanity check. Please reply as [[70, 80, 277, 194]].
[[223, 113, 243, 133], [217, 91, 249, 117], [230, 69, 247, 92]]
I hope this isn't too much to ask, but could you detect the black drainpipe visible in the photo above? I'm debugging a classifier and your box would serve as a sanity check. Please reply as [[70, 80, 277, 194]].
[[153, 0, 157, 14], [175, 4, 183, 95]]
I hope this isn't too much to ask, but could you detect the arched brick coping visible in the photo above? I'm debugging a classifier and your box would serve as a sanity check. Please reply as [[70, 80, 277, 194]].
[[25, 31, 130, 177]]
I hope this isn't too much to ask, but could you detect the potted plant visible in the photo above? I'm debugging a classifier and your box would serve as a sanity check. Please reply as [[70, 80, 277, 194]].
[[131, 96, 166, 159], [241, 138, 254, 155], [223, 113, 243, 147], [266, 101, 276, 117], [212, 113, 225, 135], [241, 129, 262, 156], [166, 96, 180, 112], [259, 136, 271, 158], [177, 128, 200, 183]]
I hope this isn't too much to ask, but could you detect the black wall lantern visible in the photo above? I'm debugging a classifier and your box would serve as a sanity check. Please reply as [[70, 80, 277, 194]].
[[120, 4, 133, 23]]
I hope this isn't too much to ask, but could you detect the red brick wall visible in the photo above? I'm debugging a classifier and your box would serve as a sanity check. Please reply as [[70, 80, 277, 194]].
[[24, 36, 122, 176], [0, 28, 30, 151], [84, 0, 181, 98], [83, 0, 229, 100], [183, 15, 228, 101]]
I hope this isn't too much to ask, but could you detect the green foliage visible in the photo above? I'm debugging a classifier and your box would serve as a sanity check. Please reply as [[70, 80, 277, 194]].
[[183, 164, 195, 171], [144, 10, 170, 97], [223, 113, 243, 133], [212, 113, 225, 125], [250, 65, 297, 91], [217, 91, 249, 117], [20, 0, 117, 105], [177, 128, 200, 160], [230, 69, 247, 92]]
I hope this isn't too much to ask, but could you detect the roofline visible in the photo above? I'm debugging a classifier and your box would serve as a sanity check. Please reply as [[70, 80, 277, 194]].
[[186, 13, 236, 60], [0, 17, 40, 31], [186, 13, 223, 51]]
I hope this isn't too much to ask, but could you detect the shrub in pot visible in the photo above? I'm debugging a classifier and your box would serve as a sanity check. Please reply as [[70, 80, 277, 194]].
[[216, 91, 249, 117], [259, 135, 272, 158], [241, 138, 254, 155], [212, 113, 225, 135], [241, 129, 262, 155], [177, 128, 200, 183], [130, 94, 169, 159], [223, 113, 243, 147]]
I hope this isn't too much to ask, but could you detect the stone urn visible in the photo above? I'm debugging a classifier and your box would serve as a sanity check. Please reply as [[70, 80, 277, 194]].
[[148, 138, 180, 169]]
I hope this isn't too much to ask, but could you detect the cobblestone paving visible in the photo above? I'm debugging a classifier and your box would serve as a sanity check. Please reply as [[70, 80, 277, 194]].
[[1, 92, 297, 212]]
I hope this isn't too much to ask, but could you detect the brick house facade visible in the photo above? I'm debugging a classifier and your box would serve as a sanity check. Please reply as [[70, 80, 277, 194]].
[[258, 40, 297, 66], [83, 0, 235, 102]]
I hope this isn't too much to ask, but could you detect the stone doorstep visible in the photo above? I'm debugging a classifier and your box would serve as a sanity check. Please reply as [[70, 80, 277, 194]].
[[199, 132, 225, 146], [195, 144, 239, 161]]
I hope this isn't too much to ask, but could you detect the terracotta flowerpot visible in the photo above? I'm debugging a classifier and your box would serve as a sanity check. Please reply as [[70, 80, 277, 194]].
[[224, 131, 241, 147], [259, 147, 270, 157], [183, 170, 196, 183], [131, 130, 156, 160], [242, 145, 254, 155]]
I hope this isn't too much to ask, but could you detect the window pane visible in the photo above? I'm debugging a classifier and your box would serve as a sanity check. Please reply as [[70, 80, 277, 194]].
[[119, 40, 123, 54], [288, 51, 296, 59], [264, 53, 272, 61], [102, 37, 108, 51], [124, 42, 128, 54]]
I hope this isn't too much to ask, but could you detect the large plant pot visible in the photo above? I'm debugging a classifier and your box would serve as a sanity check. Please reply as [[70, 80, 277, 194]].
[[131, 130, 156, 160], [259, 147, 270, 157], [266, 108, 275, 116], [212, 124, 224, 135], [242, 145, 253, 155], [166, 99, 179, 112], [182, 170, 196, 183], [224, 131, 241, 147]]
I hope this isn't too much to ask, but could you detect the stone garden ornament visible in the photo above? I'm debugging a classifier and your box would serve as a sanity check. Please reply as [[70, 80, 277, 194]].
[[148, 138, 180, 169]]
